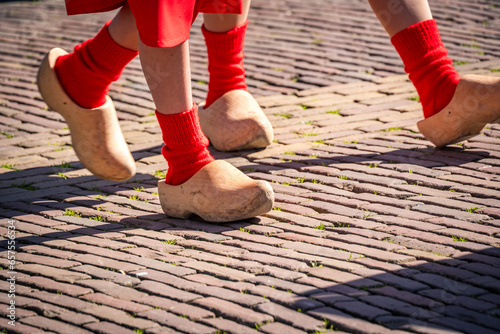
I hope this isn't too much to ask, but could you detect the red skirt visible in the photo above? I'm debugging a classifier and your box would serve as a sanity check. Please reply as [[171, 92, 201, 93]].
[[65, 0, 243, 47]]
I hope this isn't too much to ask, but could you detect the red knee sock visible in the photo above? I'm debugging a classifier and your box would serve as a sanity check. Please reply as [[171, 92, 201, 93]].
[[156, 105, 215, 185], [202, 19, 248, 108], [391, 19, 460, 118], [55, 21, 138, 109]]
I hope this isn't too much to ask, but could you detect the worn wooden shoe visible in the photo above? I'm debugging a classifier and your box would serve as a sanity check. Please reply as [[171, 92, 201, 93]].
[[158, 160, 274, 222], [417, 74, 500, 147], [37, 48, 136, 181], [198, 90, 273, 151]]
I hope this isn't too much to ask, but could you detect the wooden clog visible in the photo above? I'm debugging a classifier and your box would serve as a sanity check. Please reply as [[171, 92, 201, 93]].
[[417, 74, 500, 147], [198, 90, 273, 151], [37, 48, 136, 181], [158, 160, 274, 222]]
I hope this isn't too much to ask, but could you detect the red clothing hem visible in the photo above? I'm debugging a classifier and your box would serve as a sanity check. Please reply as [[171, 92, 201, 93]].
[[65, 0, 243, 47]]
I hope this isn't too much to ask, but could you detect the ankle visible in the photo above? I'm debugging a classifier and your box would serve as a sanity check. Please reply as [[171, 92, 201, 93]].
[[391, 19, 460, 119], [156, 105, 215, 186], [54, 21, 138, 109], [203, 20, 248, 108]]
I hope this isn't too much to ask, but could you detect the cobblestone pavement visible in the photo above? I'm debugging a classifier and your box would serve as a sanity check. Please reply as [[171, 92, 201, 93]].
[[1, 0, 500, 333]]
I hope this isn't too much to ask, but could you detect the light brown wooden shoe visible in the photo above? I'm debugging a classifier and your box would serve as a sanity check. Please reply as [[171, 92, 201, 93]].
[[158, 160, 274, 222], [417, 74, 500, 147], [37, 48, 136, 181], [198, 90, 273, 151]]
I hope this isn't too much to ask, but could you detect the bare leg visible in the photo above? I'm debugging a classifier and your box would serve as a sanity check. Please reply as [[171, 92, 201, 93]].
[[203, 0, 251, 32], [108, 3, 139, 51], [138, 40, 193, 115], [368, 0, 432, 37]]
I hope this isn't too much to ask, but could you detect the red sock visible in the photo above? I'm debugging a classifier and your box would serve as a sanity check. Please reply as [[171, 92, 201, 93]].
[[55, 21, 138, 109], [156, 105, 215, 185], [202, 19, 248, 108], [391, 19, 460, 118]]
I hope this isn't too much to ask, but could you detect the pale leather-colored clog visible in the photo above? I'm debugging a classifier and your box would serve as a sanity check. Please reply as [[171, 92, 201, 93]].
[[37, 48, 136, 181], [198, 90, 273, 151], [158, 160, 274, 222], [417, 74, 500, 147]]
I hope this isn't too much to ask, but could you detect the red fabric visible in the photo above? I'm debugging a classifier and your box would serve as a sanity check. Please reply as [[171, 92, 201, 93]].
[[156, 105, 214, 185], [202, 19, 248, 108], [391, 19, 460, 118], [54, 21, 138, 109], [65, 0, 243, 47]]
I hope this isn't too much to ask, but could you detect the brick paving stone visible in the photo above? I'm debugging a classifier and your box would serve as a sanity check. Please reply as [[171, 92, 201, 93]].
[[306, 267, 381, 289], [19, 244, 74, 259], [84, 322, 139, 334], [16, 263, 91, 283], [239, 252, 309, 271], [0, 318, 45, 334], [138, 309, 215, 334], [363, 203, 436, 221], [261, 265, 307, 281], [63, 234, 131, 250], [334, 300, 391, 321], [222, 239, 302, 258], [430, 316, 499, 334], [369, 215, 444, 232], [459, 262, 500, 279], [427, 217, 500, 236], [248, 275, 323, 296], [177, 239, 247, 256], [119, 235, 184, 253], [412, 273, 486, 296], [391, 236, 460, 257], [185, 273, 251, 290], [62, 243, 135, 261], [136, 280, 202, 303], [280, 240, 352, 261], [376, 316, 462, 334], [70, 253, 144, 273], [15, 252, 81, 268], [403, 261, 478, 281], [193, 297, 273, 327], [82, 293, 151, 314], [163, 228, 231, 242], [199, 317, 256, 334], [307, 307, 391, 334], [308, 291, 356, 305], [369, 286, 442, 310], [193, 284, 269, 308], [77, 280, 147, 301], [464, 276, 500, 294], [437, 228, 500, 247], [453, 252, 500, 268], [0, 302, 36, 319], [19, 276, 93, 297], [358, 295, 440, 320], [80, 304, 159, 330], [19, 316, 93, 334], [127, 256, 196, 276], [259, 321, 308, 334], [179, 248, 237, 266], [23, 301, 98, 326], [72, 265, 141, 286], [136, 295, 214, 320], [454, 295, 497, 313], [351, 268, 429, 292], [246, 285, 322, 311], [181, 260, 255, 281], [412, 204, 490, 223], [222, 229, 286, 246]]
